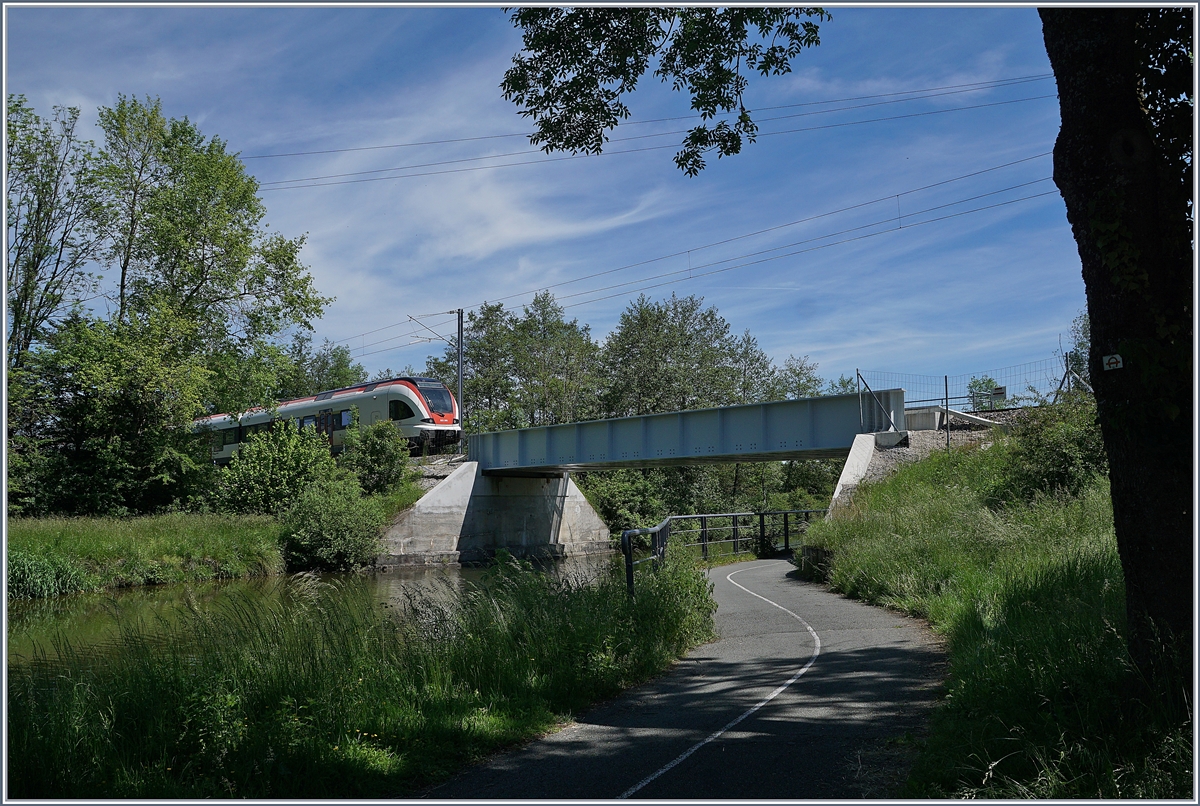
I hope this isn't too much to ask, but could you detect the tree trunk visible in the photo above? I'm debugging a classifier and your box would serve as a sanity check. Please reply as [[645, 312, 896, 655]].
[[1040, 9, 1193, 672]]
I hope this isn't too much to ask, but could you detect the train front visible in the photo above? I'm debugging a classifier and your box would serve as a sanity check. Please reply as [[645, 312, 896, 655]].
[[408, 378, 462, 448]]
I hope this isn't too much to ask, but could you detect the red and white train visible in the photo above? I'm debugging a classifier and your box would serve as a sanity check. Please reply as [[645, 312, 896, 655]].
[[197, 376, 461, 464]]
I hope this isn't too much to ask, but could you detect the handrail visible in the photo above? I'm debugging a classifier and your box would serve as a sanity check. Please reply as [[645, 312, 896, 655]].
[[620, 508, 827, 596]]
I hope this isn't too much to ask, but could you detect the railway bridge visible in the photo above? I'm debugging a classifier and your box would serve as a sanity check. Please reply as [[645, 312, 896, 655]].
[[379, 389, 906, 566]]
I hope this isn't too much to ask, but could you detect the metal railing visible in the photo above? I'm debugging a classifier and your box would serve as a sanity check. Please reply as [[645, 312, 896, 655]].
[[620, 509, 827, 595]]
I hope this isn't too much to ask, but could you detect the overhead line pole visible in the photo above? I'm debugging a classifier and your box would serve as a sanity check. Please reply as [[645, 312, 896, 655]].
[[457, 308, 464, 456]]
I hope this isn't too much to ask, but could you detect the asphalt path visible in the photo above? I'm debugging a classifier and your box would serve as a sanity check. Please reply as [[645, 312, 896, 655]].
[[422, 559, 945, 800]]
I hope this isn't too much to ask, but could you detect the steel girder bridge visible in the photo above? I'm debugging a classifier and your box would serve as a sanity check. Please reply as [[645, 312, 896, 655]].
[[468, 389, 906, 476]]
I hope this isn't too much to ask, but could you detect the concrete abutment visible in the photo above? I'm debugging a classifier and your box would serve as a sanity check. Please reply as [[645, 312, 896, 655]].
[[378, 462, 611, 567]]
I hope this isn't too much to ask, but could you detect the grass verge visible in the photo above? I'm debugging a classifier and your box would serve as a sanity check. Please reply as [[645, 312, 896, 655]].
[[7, 554, 716, 798], [6, 513, 286, 598], [797, 443, 1191, 797]]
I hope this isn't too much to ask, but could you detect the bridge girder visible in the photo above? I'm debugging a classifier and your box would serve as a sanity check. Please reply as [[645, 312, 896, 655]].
[[469, 390, 905, 475]]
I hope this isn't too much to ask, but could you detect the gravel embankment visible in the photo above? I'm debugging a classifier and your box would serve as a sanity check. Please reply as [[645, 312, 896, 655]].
[[860, 408, 1028, 486]]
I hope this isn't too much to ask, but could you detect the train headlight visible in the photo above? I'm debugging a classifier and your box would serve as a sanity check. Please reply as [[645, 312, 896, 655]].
[[421, 417, 434, 424]]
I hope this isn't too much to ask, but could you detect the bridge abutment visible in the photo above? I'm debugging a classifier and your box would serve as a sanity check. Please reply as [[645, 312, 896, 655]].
[[377, 462, 611, 567]]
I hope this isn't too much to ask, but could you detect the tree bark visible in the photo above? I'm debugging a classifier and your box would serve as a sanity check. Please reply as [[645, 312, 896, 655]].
[[1040, 9, 1193, 671]]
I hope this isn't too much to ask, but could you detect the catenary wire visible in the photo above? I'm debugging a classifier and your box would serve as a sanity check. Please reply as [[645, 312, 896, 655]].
[[242, 74, 1052, 160], [330, 151, 1052, 344], [259, 82, 1053, 187], [260, 94, 1056, 190], [347, 182, 1055, 353], [347, 189, 1057, 360]]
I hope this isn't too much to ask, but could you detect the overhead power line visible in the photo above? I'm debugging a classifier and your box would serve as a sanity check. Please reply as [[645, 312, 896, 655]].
[[242, 73, 1053, 160], [347, 180, 1056, 354], [330, 151, 1053, 345], [260, 94, 1057, 191], [347, 188, 1057, 361], [259, 82, 1051, 188]]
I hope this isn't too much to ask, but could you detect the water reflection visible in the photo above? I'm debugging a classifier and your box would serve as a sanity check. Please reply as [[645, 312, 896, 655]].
[[7, 552, 618, 664]]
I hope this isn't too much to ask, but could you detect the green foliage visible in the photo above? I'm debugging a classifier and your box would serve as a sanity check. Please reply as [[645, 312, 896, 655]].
[[276, 333, 367, 400], [6, 513, 284, 598], [6, 94, 101, 366], [798, 440, 1189, 798], [823, 373, 858, 395], [6, 549, 95, 599], [217, 423, 339, 516], [280, 475, 384, 571], [987, 398, 1107, 504], [10, 308, 214, 516], [338, 418, 416, 496], [503, 8, 828, 175], [7, 556, 715, 797], [966, 374, 1003, 411]]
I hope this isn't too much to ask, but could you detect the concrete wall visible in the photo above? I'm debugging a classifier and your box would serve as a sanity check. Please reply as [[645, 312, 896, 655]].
[[378, 462, 611, 566]]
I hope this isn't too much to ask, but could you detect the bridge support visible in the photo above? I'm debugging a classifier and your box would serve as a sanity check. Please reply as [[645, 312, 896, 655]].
[[377, 462, 611, 567]]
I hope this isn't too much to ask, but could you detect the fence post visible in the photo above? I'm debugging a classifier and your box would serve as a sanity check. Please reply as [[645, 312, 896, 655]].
[[621, 531, 634, 597], [784, 512, 790, 552], [733, 515, 740, 554], [701, 515, 708, 560], [759, 512, 766, 556]]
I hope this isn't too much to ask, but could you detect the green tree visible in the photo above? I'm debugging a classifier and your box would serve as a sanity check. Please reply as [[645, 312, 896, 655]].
[[6, 95, 101, 367], [93, 95, 169, 324], [11, 307, 213, 516], [217, 422, 338, 516], [503, 8, 827, 175], [92, 96, 330, 415], [510, 292, 601, 427], [778, 354, 823, 399], [426, 302, 517, 432], [601, 293, 736, 416], [823, 374, 858, 396], [276, 333, 368, 399], [967, 374, 1001, 412], [338, 417, 414, 496]]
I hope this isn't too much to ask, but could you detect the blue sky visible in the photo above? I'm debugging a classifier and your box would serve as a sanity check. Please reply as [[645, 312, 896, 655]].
[[6, 5, 1085, 386]]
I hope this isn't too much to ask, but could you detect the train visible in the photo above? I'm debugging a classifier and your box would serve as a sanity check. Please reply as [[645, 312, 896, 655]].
[[197, 376, 461, 464]]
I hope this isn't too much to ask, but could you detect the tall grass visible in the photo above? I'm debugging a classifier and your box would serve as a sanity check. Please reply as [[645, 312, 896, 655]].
[[799, 443, 1192, 797], [7, 513, 285, 598], [7, 554, 715, 798]]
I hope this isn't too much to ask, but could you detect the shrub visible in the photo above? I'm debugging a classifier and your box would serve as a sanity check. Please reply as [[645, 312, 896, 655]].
[[989, 396, 1107, 504], [280, 474, 384, 571], [338, 419, 415, 495], [218, 423, 338, 515]]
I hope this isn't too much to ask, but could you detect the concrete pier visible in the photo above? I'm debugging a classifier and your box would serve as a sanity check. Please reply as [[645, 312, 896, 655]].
[[377, 462, 611, 566]]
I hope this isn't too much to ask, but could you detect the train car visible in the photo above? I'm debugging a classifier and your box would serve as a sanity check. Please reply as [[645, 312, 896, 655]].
[[197, 377, 461, 465]]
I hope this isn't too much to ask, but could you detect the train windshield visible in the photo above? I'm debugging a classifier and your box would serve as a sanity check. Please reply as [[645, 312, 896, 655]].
[[415, 381, 454, 414]]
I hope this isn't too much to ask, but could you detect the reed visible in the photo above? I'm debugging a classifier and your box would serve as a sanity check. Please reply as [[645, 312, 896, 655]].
[[7, 554, 715, 798], [7, 513, 286, 598]]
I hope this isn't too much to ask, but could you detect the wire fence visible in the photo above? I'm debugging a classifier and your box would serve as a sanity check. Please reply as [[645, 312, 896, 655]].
[[861, 356, 1069, 412]]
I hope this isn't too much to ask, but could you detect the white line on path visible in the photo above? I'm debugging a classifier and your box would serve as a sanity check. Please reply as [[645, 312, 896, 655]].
[[616, 562, 822, 799]]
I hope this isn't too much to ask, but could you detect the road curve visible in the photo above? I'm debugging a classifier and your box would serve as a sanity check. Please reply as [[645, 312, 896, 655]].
[[421, 559, 945, 800]]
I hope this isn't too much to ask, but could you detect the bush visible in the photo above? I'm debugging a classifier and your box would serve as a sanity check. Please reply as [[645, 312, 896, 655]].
[[218, 423, 338, 515], [280, 474, 384, 571], [989, 396, 1106, 504], [338, 419, 415, 496]]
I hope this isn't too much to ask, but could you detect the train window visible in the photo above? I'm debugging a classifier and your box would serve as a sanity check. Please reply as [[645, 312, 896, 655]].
[[415, 382, 453, 414], [300, 415, 316, 430], [390, 400, 416, 421], [220, 427, 239, 447], [333, 409, 354, 430]]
